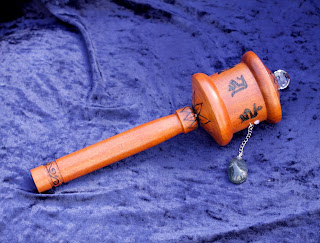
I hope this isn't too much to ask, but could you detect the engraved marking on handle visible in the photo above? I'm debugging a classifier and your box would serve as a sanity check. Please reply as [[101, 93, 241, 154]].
[[45, 161, 63, 187], [179, 107, 198, 129], [192, 91, 211, 126]]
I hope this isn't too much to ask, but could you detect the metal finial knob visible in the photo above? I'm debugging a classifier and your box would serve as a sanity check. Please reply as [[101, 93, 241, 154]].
[[274, 70, 290, 90]]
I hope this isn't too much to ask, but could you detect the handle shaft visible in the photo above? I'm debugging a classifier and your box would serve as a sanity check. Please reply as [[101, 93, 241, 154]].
[[31, 107, 197, 192]]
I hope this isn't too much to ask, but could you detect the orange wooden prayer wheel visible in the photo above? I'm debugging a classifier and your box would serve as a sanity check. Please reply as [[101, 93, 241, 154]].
[[31, 51, 283, 193]]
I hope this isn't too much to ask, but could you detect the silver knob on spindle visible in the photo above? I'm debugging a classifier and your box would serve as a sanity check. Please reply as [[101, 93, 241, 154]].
[[274, 70, 290, 90]]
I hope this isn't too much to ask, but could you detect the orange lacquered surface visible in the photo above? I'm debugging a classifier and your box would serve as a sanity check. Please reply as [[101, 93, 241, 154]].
[[57, 107, 197, 183], [191, 73, 233, 146], [210, 63, 267, 133], [31, 107, 197, 192], [31, 51, 282, 192], [191, 51, 281, 145]]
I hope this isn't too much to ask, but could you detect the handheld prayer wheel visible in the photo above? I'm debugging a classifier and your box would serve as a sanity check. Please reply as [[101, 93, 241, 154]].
[[30, 51, 286, 193]]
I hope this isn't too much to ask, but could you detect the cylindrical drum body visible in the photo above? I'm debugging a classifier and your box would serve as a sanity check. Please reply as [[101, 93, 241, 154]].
[[191, 51, 281, 146]]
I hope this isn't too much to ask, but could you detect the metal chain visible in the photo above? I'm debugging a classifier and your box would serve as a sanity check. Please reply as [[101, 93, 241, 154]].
[[238, 123, 254, 158]]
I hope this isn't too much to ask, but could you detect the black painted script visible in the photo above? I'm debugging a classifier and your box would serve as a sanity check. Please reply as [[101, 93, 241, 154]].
[[228, 75, 247, 97], [239, 103, 263, 123]]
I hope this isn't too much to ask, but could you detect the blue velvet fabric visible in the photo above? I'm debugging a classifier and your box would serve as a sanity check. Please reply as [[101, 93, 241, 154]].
[[0, 0, 319, 242]]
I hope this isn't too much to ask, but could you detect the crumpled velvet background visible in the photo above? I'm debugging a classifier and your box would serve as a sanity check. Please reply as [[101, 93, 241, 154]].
[[0, 0, 319, 242]]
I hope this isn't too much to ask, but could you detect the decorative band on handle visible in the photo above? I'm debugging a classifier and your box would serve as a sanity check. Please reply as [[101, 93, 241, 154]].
[[45, 161, 63, 187]]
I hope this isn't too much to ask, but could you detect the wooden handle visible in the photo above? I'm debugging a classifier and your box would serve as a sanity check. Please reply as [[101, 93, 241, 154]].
[[30, 107, 197, 193]]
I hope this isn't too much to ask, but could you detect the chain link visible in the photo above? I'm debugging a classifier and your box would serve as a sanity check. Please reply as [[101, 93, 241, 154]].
[[238, 123, 254, 158]]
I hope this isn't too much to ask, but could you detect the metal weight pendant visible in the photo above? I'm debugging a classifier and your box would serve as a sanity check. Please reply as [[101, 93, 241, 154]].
[[228, 156, 248, 184], [227, 122, 254, 184]]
